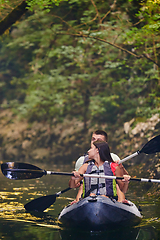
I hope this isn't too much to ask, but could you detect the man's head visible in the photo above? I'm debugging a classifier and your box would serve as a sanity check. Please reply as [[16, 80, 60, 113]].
[[91, 130, 108, 146]]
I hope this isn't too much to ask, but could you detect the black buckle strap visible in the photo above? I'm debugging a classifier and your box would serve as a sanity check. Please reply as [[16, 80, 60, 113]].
[[84, 183, 105, 197]]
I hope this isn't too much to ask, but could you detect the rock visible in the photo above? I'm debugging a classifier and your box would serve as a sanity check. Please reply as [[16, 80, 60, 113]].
[[31, 148, 50, 160], [3, 144, 19, 160], [22, 140, 32, 149], [124, 114, 160, 136], [124, 118, 135, 134]]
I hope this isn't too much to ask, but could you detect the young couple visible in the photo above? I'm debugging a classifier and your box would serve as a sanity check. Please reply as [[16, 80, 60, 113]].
[[69, 130, 130, 204]]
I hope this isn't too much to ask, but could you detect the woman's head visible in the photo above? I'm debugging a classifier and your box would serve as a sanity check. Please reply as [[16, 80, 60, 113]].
[[93, 140, 113, 162]]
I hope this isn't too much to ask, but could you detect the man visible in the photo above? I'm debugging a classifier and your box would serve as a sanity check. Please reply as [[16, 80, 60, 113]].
[[75, 130, 120, 171], [71, 130, 129, 203]]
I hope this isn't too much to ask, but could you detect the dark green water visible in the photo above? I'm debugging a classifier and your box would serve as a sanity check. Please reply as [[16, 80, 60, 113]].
[[0, 161, 160, 240]]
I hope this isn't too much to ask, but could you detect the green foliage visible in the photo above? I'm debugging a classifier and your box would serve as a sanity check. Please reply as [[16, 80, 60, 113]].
[[125, 0, 160, 64], [0, 0, 67, 11], [0, 0, 159, 131], [26, 0, 68, 11]]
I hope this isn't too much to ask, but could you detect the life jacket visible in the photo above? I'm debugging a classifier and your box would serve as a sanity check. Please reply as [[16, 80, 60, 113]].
[[83, 154, 89, 163], [82, 161, 117, 198]]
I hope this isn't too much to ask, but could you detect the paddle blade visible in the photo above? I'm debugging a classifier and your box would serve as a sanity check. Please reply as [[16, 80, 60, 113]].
[[139, 135, 160, 154], [24, 194, 56, 212], [1, 162, 45, 180]]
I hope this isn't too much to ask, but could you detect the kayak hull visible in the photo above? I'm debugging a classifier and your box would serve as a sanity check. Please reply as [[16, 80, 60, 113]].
[[58, 195, 142, 231]]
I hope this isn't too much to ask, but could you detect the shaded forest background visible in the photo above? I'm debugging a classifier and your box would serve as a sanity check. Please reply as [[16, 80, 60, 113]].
[[0, 0, 160, 195]]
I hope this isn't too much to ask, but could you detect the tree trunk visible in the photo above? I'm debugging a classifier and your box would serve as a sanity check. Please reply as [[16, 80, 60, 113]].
[[0, 1, 28, 36]]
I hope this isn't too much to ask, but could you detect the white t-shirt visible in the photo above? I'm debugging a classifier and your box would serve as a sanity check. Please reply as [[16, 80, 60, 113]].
[[75, 153, 120, 171]]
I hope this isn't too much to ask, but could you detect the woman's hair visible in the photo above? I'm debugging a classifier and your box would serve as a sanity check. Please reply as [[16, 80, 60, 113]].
[[93, 140, 113, 162]]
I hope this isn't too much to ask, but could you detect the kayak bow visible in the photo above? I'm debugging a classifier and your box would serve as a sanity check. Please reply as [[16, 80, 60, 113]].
[[58, 195, 142, 231]]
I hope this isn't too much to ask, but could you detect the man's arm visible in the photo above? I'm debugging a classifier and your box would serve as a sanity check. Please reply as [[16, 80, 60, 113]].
[[76, 184, 83, 201], [119, 163, 128, 175], [115, 166, 130, 193], [111, 152, 129, 178]]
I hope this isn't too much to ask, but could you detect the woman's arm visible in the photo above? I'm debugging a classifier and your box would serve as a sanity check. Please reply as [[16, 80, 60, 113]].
[[69, 163, 87, 188]]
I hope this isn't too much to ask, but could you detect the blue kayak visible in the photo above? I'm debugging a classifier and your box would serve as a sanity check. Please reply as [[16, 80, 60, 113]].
[[58, 195, 142, 231]]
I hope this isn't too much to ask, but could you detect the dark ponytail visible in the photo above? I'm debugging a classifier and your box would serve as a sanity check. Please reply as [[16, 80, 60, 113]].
[[93, 140, 113, 162]]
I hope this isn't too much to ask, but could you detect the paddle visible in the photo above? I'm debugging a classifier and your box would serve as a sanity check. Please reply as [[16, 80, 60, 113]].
[[1, 162, 160, 182], [1, 162, 74, 180], [119, 134, 160, 164], [24, 187, 71, 212]]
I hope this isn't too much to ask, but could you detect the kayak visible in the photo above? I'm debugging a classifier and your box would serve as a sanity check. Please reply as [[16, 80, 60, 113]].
[[58, 195, 142, 231]]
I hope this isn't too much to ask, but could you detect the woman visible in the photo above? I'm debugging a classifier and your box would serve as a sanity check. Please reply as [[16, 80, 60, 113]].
[[69, 140, 130, 201]]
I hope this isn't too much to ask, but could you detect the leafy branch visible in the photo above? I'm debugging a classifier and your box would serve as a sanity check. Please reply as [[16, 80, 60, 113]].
[[71, 32, 160, 66]]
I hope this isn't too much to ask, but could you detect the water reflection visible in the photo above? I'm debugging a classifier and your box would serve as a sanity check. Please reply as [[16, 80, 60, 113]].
[[59, 226, 159, 240], [0, 219, 61, 240]]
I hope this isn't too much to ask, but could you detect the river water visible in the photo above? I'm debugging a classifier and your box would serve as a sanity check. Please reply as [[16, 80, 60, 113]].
[[0, 161, 160, 240]]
